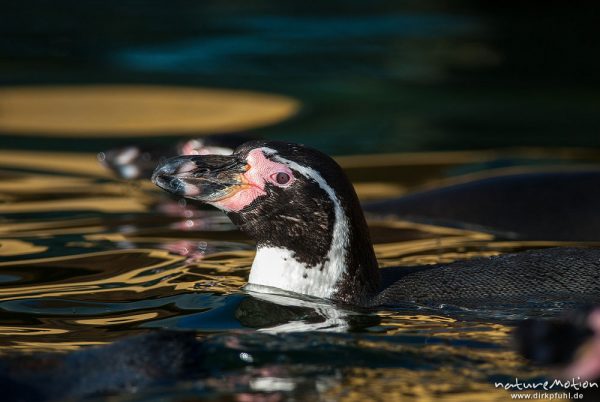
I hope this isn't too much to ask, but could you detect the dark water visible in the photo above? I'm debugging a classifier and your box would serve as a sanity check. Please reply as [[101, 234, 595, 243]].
[[1, 1, 599, 153], [0, 1, 599, 400]]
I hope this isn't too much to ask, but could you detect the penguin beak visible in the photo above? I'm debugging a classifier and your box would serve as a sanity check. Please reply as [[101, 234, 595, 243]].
[[152, 155, 248, 202]]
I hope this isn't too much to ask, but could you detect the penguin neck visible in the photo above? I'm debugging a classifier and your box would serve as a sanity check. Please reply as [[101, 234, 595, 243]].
[[234, 177, 380, 305]]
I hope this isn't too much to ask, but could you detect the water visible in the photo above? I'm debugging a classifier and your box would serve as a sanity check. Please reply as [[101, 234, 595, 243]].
[[1, 1, 599, 400], [0, 149, 595, 400]]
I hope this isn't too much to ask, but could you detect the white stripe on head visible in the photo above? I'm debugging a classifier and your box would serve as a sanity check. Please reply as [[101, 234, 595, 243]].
[[246, 147, 349, 299]]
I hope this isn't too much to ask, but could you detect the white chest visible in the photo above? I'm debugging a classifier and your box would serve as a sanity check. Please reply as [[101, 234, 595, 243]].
[[247, 246, 345, 299]]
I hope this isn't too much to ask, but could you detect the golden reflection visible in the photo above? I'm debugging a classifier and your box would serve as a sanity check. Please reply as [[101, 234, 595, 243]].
[[0, 327, 68, 336], [374, 232, 494, 267], [0, 248, 253, 302], [376, 311, 512, 344], [337, 148, 600, 170], [0, 174, 149, 201], [375, 238, 600, 267], [0, 218, 106, 237], [0, 175, 104, 191], [353, 182, 407, 201], [368, 219, 493, 237], [9, 341, 107, 353], [76, 312, 158, 326], [0, 249, 188, 301], [0, 85, 299, 136], [0, 196, 149, 214], [84, 234, 256, 272], [3, 147, 596, 191], [0, 152, 109, 177], [434, 323, 513, 344], [377, 312, 457, 325], [339, 148, 600, 200], [0, 170, 154, 214], [0, 239, 47, 256], [367, 219, 600, 267], [176, 250, 255, 293], [325, 348, 543, 402]]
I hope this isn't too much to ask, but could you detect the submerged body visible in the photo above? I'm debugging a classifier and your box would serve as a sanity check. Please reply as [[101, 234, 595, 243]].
[[152, 140, 600, 307]]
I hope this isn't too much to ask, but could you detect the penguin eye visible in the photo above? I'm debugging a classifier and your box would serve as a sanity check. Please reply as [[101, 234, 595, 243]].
[[272, 172, 291, 185]]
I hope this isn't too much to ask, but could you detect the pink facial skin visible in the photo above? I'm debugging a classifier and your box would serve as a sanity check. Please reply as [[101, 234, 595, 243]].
[[210, 148, 295, 212]]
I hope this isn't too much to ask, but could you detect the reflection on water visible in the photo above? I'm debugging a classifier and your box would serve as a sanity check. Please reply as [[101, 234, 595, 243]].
[[0, 149, 595, 399], [0, 86, 299, 137], [2, 2, 599, 155]]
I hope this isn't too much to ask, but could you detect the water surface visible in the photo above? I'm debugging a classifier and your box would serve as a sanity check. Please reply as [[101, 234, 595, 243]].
[[0, 149, 596, 400]]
